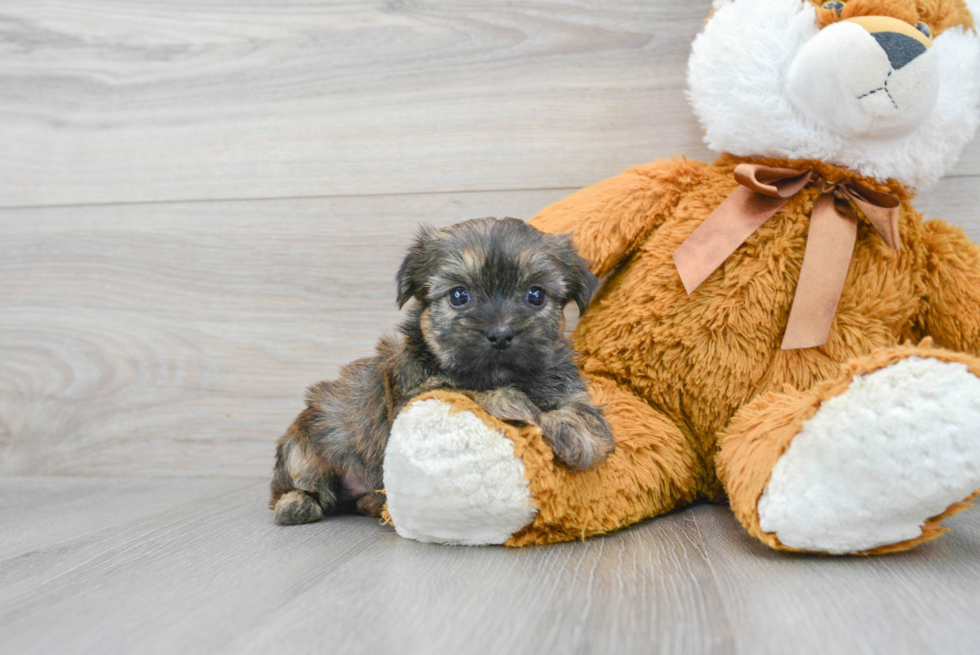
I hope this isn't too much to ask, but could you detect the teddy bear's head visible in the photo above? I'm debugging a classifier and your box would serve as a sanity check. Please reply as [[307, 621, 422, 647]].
[[688, 0, 980, 188]]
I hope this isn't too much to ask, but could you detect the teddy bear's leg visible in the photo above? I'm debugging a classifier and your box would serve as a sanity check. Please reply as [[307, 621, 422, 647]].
[[383, 376, 703, 546], [505, 375, 702, 545], [716, 343, 980, 555], [383, 392, 541, 546]]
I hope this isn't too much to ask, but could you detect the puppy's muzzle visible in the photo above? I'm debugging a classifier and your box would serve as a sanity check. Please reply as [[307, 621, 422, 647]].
[[485, 324, 516, 350]]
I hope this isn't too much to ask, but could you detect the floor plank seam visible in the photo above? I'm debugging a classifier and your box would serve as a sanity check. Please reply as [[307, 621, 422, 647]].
[[0, 186, 586, 213], [4, 172, 977, 213]]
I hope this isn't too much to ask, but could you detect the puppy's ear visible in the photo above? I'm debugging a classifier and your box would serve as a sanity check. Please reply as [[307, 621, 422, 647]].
[[551, 233, 599, 314], [396, 224, 443, 308]]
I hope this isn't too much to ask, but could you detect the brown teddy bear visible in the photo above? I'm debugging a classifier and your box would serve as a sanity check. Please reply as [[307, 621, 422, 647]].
[[381, 0, 980, 554]]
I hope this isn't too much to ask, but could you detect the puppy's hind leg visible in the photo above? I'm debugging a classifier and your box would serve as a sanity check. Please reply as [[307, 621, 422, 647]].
[[270, 424, 339, 525], [274, 490, 325, 525]]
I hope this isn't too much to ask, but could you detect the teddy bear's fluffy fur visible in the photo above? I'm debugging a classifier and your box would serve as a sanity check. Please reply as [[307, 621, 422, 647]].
[[520, 152, 980, 550], [380, 0, 980, 553]]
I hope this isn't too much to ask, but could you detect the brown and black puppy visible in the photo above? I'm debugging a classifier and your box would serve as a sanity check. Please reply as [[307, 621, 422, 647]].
[[270, 217, 614, 525]]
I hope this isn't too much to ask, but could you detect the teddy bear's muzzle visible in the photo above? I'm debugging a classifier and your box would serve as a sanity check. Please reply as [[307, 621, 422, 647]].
[[785, 15, 938, 140]]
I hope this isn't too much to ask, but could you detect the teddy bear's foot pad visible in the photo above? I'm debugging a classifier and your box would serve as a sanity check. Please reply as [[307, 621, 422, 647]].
[[758, 356, 980, 554], [384, 397, 538, 545]]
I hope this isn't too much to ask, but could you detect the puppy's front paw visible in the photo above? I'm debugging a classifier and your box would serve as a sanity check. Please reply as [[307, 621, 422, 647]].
[[539, 403, 615, 471], [467, 387, 541, 426]]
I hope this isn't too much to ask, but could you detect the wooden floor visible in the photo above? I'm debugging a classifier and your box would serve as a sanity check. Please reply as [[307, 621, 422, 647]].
[[3, 1, 980, 653], [3, 476, 980, 655]]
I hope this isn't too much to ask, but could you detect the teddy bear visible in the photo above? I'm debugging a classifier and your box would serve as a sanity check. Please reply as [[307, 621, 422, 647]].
[[379, 0, 980, 554]]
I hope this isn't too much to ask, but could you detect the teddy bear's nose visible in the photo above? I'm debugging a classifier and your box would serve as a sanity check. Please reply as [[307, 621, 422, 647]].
[[844, 16, 932, 70], [871, 31, 926, 69]]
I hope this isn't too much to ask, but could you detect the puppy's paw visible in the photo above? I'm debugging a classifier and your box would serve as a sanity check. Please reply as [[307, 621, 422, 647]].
[[539, 404, 615, 471], [274, 490, 324, 525], [467, 387, 542, 426], [355, 491, 387, 518]]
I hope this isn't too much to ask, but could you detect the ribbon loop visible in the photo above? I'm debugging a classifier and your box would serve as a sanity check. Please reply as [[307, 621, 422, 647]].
[[838, 182, 902, 250], [671, 163, 902, 350], [733, 163, 812, 198]]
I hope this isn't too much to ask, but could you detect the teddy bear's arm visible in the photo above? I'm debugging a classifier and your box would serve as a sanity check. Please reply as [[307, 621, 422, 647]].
[[920, 219, 980, 357], [529, 158, 704, 277]]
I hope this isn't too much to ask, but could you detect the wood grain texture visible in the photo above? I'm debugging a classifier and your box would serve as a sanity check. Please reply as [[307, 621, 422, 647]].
[[0, 477, 734, 655], [0, 189, 573, 477], [691, 503, 980, 655], [4, 478, 980, 655], [5, 0, 973, 209], [915, 176, 980, 239], [1, 177, 977, 478], [0, 0, 713, 207]]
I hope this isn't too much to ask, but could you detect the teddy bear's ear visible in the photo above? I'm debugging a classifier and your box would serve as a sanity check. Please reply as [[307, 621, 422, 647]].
[[396, 224, 443, 308], [551, 232, 599, 314]]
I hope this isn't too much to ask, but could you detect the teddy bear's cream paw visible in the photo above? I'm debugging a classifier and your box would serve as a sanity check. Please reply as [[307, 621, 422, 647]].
[[758, 356, 980, 554], [384, 397, 538, 545]]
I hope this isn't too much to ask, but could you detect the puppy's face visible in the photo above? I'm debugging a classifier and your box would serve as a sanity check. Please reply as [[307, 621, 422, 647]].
[[397, 217, 598, 390]]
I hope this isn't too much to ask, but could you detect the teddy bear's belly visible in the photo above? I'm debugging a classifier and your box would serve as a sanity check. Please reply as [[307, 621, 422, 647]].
[[573, 213, 921, 459]]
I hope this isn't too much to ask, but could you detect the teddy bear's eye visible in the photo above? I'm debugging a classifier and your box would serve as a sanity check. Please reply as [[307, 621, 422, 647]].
[[915, 22, 932, 38], [525, 286, 546, 307], [821, 0, 844, 14], [448, 287, 470, 307]]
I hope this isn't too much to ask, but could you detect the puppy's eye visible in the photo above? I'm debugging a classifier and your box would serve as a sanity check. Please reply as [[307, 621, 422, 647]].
[[448, 287, 470, 307], [525, 286, 546, 307], [821, 0, 844, 14], [915, 22, 932, 39]]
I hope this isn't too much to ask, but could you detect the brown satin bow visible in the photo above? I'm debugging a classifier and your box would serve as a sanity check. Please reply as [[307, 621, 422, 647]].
[[671, 163, 901, 350]]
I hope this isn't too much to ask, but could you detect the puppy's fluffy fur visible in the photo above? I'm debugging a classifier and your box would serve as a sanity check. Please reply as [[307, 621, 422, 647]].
[[270, 217, 614, 525]]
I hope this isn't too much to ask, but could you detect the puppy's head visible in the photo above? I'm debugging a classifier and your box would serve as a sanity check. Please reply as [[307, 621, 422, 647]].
[[396, 217, 597, 390]]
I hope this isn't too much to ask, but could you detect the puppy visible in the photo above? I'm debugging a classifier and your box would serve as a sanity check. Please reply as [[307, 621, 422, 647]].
[[270, 217, 615, 525]]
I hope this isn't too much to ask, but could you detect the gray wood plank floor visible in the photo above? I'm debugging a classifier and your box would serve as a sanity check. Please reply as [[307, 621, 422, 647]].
[[0, 477, 980, 654], [1, 186, 977, 479], [0, 0, 715, 207], [2, 0, 977, 208], [2, 477, 979, 655], [0, 189, 573, 478], [3, 1, 980, 653]]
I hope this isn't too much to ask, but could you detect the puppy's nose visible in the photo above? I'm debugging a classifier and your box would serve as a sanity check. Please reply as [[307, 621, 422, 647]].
[[485, 325, 516, 350]]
